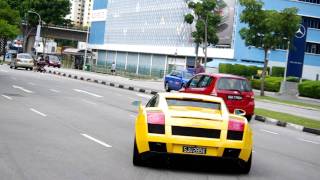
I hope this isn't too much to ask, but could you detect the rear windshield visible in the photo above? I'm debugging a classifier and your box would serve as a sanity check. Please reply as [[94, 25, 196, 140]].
[[17, 54, 32, 59], [166, 98, 220, 110], [217, 77, 252, 92]]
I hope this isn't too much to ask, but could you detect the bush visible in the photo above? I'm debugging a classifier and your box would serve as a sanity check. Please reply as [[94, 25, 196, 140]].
[[219, 63, 269, 77], [298, 81, 320, 99], [286, 76, 300, 82], [271, 66, 284, 77], [251, 77, 283, 92]]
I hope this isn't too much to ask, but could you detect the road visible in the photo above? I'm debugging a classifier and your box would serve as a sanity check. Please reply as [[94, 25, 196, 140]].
[[0, 65, 319, 180], [45, 67, 320, 121]]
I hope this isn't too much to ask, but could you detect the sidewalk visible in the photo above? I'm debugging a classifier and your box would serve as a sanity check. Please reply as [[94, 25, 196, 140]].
[[46, 67, 320, 121]]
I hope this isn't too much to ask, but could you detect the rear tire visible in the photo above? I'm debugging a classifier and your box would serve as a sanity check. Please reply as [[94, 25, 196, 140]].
[[165, 82, 171, 92], [238, 153, 252, 174], [133, 139, 144, 166]]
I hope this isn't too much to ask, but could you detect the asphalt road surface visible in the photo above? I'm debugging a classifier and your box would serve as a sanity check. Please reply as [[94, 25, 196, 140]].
[[0, 65, 319, 180]]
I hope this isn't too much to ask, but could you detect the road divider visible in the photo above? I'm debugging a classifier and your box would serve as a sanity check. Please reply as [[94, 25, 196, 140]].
[[81, 134, 112, 148], [73, 89, 103, 98], [1, 95, 12, 100], [12, 85, 33, 93], [30, 108, 47, 117]]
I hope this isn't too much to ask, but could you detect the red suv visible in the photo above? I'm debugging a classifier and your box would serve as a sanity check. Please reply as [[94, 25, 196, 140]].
[[181, 73, 255, 121]]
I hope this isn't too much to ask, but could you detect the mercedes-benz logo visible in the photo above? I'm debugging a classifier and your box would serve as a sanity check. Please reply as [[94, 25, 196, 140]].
[[295, 24, 306, 39]]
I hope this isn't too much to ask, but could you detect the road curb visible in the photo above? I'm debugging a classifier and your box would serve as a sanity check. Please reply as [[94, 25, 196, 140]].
[[47, 69, 159, 96], [254, 115, 320, 135]]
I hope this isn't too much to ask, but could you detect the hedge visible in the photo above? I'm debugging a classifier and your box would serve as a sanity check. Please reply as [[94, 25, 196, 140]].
[[271, 66, 284, 77], [251, 77, 283, 92], [219, 63, 269, 77], [298, 81, 320, 99]]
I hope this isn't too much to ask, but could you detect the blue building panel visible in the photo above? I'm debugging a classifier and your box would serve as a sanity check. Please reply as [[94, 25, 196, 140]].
[[93, 0, 108, 10], [305, 54, 320, 66], [89, 22, 106, 44], [307, 28, 320, 43]]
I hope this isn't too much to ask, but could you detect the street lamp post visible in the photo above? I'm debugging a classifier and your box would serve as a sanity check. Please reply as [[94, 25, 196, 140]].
[[28, 10, 41, 57], [283, 40, 290, 82], [83, 26, 90, 71]]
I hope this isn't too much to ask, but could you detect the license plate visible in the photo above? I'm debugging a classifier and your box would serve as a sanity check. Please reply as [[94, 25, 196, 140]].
[[227, 95, 243, 100], [183, 146, 207, 154]]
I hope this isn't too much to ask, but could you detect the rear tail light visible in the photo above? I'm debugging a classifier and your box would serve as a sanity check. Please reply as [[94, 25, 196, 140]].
[[227, 119, 244, 140], [147, 111, 165, 134], [228, 119, 245, 132], [147, 111, 165, 125]]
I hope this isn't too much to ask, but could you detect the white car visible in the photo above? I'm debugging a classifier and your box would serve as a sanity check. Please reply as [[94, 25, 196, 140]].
[[10, 53, 34, 70]]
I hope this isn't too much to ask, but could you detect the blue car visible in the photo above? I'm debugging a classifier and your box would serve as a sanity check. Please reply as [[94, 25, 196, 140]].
[[164, 70, 194, 92]]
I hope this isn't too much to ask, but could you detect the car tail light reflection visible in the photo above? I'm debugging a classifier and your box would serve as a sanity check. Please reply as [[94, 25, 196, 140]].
[[228, 119, 245, 132]]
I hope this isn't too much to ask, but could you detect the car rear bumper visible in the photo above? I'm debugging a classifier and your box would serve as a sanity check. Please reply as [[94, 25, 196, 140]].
[[16, 63, 33, 68], [228, 102, 255, 116], [136, 134, 252, 162]]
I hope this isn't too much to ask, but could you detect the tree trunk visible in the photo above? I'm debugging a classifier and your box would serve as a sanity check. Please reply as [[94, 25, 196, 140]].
[[194, 43, 199, 67], [204, 16, 208, 70], [260, 49, 269, 96]]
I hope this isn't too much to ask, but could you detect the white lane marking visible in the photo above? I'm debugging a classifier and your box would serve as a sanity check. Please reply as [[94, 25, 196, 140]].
[[298, 138, 320, 145], [28, 82, 36, 86], [12, 85, 33, 93], [73, 89, 103, 98], [260, 129, 279, 135], [1, 95, 12, 100], [0, 70, 8, 73], [136, 93, 152, 99], [81, 134, 112, 148], [49, 89, 60, 93], [30, 108, 47, 117], [82, 99, 97, 105]]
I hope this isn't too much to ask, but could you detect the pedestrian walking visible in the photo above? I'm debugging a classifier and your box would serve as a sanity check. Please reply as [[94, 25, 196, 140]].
[[111, 61, 116, 75], [195, 59, 205, 74]]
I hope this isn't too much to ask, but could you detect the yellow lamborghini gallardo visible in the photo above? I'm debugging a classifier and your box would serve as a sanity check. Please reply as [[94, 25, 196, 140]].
[[133, 93, 253, 173]]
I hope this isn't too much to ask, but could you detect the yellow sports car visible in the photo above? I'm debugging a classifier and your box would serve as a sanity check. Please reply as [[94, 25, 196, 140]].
[[133, 93, 253, 173]]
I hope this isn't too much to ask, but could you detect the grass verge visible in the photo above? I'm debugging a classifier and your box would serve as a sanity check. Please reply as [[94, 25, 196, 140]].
[[255, 108, 320, 129], [255, 96, 320, 110]]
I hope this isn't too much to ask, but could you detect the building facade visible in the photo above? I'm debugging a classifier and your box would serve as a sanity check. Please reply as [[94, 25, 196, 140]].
[[66, 0, 93, 27], [88, 0, 236, 78], [88, 0, 320, 79], [232, 0, 320, 80]]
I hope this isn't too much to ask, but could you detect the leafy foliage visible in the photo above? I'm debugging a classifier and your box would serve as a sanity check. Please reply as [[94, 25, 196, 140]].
[[0, 0, 20, 39], [185, 0, 221, 46], [298, 81, 320, 99], [239, 0, 301, 96]]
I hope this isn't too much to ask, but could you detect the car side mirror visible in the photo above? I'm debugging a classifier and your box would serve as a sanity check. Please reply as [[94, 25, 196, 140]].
[[234, 109, 246, 116]]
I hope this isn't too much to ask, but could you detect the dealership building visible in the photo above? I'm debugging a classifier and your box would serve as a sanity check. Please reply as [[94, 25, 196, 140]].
[[88, 0, 320, 80]]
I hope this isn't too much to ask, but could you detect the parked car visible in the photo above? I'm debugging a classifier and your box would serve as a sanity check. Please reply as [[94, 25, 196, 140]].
[[181, 73, 255, 121], [10, 53, 34, 70], [133, 92, 253, 173], [45, 55, 61, 68], [164, 70, 193, 92]]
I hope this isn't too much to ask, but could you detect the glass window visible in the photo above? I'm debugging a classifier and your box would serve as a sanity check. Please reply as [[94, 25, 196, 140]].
[[183, 71, 193, 79], [188, 75, 203, 88], [217, 78, 252, 92], [146, 95, 159, 107], [198, 76, 213, 88], [17, 54, 32, 59], [166, 98, 221, 110]]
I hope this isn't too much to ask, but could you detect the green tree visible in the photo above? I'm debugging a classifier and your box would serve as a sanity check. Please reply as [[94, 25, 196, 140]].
[[239, 0, 301, 96], [0, 0, 21, 39], [184, 0, 221, 68]]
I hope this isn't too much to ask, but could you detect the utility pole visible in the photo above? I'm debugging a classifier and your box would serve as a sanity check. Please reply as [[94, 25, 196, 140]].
[[28, 10, 41, 57]]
